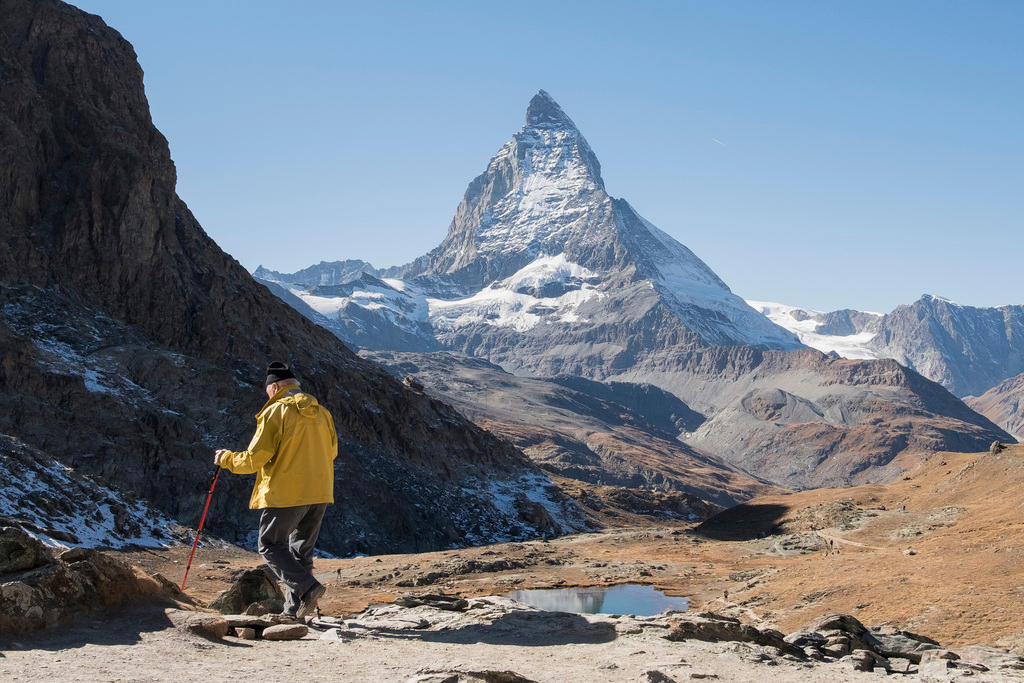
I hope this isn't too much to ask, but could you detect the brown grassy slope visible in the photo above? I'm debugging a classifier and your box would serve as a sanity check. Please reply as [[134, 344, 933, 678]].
[[696, 443, 1024, 646]]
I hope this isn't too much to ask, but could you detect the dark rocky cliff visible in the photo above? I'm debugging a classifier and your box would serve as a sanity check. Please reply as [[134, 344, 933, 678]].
[[0, 0, 583, 554]]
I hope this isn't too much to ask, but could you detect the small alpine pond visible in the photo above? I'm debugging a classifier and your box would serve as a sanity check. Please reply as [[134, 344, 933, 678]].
[[505, 583, 689, 616]]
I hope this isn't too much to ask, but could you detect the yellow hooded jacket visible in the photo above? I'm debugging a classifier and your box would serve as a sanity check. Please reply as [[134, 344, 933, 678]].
[[220, 385, 338, 509]]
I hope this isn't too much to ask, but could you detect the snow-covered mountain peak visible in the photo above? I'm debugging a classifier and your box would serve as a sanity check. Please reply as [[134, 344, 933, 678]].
[[400, 90, 611, 286], [514, 91, 604, 190], [271, 91, 804, 351], [526, 89, 578, 130], [920, 293, 960, 307]]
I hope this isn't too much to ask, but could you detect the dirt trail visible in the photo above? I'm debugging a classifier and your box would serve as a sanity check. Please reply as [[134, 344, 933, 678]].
[[816, 532, 887, 552]]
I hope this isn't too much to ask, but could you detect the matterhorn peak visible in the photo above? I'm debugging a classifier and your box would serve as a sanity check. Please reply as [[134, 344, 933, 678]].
[[526, 89, 578, 130], [516, 89, 604, 190], [386, 90, 800, 350]]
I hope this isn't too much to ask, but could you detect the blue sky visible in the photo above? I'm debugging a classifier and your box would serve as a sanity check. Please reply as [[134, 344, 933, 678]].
[[71, 1, 1022, 312]]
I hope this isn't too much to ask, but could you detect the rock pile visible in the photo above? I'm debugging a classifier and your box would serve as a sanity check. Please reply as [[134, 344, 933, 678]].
[[665, 611, 801, 657], [224, 614, 309, 641], [0, 527, 172, 635], [166, 609, 310, 641], [348, 596, 1024, 679], [780, 612, 1024, 675]]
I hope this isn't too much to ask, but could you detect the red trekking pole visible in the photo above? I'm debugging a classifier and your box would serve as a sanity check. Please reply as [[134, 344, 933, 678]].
[[181, 466, 221, 591]]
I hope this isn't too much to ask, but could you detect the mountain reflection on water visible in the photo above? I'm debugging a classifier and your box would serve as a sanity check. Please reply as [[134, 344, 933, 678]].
[[506, 584, 689, 616]]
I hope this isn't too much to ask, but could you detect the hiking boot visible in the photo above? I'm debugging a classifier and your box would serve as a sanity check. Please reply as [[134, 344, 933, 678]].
[[296, 582, 326, 619]]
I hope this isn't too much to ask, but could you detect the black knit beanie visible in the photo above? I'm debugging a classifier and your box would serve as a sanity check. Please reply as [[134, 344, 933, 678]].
[[265, 361, 296, 386]]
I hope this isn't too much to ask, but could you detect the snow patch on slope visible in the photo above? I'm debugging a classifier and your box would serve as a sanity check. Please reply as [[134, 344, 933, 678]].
[[428, 254, 603, 332], [626, 215, 801, 348], [458, 471, 589, 545], [0, 437, 188, 550], [291, 279, 430, 336], [747, 300, 882, 359]]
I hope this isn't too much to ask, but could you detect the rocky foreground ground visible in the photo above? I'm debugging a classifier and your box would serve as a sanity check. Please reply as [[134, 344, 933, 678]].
[[3, 447, 1024, 680], [2, 594, 1023, 682]]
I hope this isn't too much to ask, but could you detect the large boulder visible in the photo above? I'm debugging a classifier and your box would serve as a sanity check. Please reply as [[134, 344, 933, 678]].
[[866, 625, 940, 663], [955, 645, 1024, 672], [395, 594, 470, 611], [796, 612, 870, 637], [166, 609, 230, 641], [790, 611, 884, 656], [665, 611, 801, 657], [0, 530, 172, 635], [0, 526, 54, 574], [261, 623, 309, 641], [208, 567, 284, 614]]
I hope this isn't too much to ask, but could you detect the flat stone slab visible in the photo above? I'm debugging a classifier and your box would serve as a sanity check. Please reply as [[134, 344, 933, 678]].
[[166, 610, 228, 641], [223, 613, 298, 629], [262, 623, 309, 641]]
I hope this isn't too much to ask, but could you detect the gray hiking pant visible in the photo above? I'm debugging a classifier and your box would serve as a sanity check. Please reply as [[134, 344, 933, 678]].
[[258, 503, 328, 614]]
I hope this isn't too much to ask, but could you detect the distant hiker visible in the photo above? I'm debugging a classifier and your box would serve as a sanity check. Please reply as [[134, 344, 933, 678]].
[[723, 589, 728, 601], [215, 361, 338, 618]]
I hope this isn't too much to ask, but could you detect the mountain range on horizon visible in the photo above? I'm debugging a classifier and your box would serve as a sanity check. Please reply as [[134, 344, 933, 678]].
[[256, 89, 1014, 492], [254, 92, 1022, 414], [750, 295, 1024, 401]]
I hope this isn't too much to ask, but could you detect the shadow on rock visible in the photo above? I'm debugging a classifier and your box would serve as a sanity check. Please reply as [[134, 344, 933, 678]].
[[693, 503, 789, 541], [358, 610, 617, 647]]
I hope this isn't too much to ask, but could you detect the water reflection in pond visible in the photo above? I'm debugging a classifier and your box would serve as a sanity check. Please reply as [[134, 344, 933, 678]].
[[506, 584, 689, 616]]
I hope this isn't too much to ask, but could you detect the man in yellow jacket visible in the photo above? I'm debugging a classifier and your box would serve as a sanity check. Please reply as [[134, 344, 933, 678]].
[[215, 361, 338, 618]]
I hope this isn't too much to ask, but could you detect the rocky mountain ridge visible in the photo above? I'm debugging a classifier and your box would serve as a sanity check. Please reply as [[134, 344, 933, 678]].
[[0, 0, 585, 555], [361, 350, 777, 507], [0, 435, 184, 550], [751, 295, 1024, 398]]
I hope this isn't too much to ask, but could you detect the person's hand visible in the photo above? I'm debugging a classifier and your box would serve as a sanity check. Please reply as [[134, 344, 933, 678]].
[[214, 449, 229, 467]]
